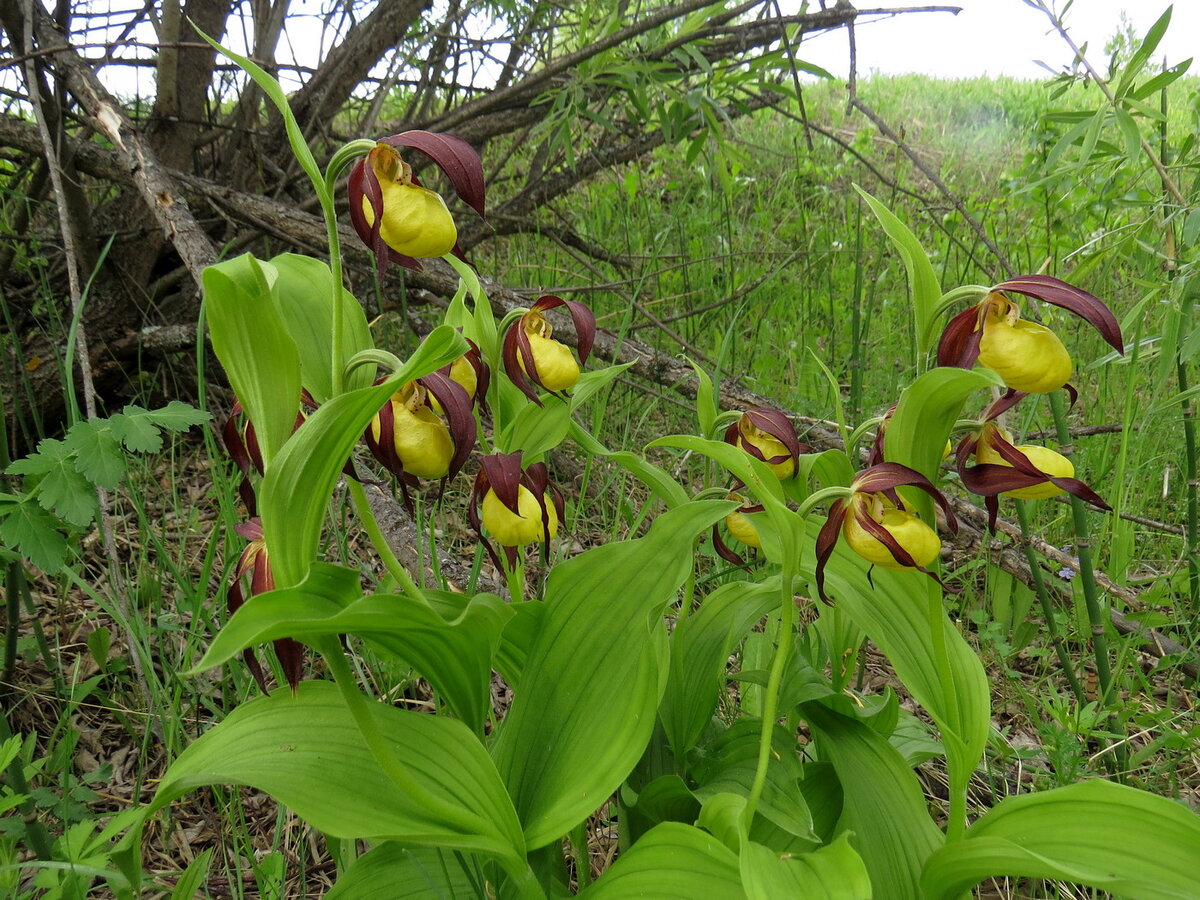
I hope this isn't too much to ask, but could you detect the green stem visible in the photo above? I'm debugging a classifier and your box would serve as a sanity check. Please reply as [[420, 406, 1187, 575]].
[[505, 560, 526, 603], [318, 634, 545, 897], [320, 140, 376, 398], [322, 189, 346, 398], [1047, 392, 1116, 709], [3, 562, 22, 691], [0, 703, 54, 860], [569, 821, 591, 890], [926, 584, 966, 841], [1014, 500, 1087, 705], [743, 532, 797, 826], [346, 479, 424, 604], [1176, 289, 1200, 608]]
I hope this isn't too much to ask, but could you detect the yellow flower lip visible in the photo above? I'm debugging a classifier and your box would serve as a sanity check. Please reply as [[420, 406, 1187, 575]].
[[348, 131, 485, 279], [841, 495, 940, 570], [976, 298, 1073, 394], [365, 376, 475, 483], [518, 327, 580, 392], [470, 452, 564, 572], [481, 485, 559, 547], [814, 462, 958, 605], [360, 178, 457, 259]]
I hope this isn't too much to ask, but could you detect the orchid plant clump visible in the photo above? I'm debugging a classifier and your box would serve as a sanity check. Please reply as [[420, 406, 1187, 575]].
[[115, 35, 1200, 900]]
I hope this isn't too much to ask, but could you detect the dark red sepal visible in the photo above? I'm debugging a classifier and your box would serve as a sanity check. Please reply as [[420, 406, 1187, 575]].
[[384, 131, 485, 218], [851, 462, 958, 535], [937, 306, 984, 369], [502, 319, 543, 406], [712, 524, 749, 569], [479, 452, 523, 514], [418, 371, 477, 481], [814, 498, 848, 605], [992, 275, 1123, 354]]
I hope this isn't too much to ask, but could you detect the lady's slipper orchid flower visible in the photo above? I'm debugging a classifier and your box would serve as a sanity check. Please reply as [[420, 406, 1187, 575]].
[[815, 463, 958, 604], [229, 518, 302, 691], [724, 407, 808, 479], [712, 493, 764, 569], [364, 372, 475, 493], [502, 296, 595, 404], [955, 393, 1109, 530], [937, 275, 1123, 397], [348, 131, 485, 277], [469, 452, 564, 571]]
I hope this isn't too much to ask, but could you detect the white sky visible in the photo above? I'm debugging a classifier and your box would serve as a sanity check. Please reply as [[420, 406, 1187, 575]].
[[798, 1, 1197, 79], [10, 1, 1196, 103]]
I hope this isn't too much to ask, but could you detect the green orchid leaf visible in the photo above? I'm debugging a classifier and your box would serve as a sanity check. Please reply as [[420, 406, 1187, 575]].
[[855, 186, 943, 358], [492, 500, 733, 850], [151, 682, 525, 868], [884, 365, 1003, 497], [267, 253, 375, 403], [323, 843, 482, 900], [650, 434, 787, 508], [687, 358, 720, 438], [692, 719, 817, 846], [798, 448, 856, 490], [922, 780, 1200, 900], [661, 578, 778, 758], [816, 521, 989, 848], [260, 325, 468, 587], [804, 702, 943, 900], [623, 775, 701, 844], [580, 823, 746, 899], [200, 569, 507, 733], [203, 254, 301, 466], [494, 599, 545, 687], [569, 422, 688, 509], [741, 832, 871, 900]]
